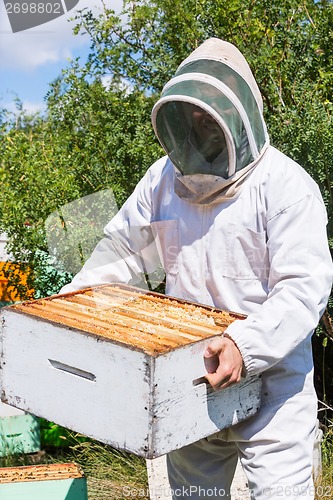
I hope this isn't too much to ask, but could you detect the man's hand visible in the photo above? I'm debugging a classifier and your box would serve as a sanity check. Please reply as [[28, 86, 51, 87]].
[[204, 335, 243, 390]]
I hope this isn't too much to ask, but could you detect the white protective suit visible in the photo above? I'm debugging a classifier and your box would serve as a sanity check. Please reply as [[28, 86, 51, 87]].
[[60, 39, 333, 499]]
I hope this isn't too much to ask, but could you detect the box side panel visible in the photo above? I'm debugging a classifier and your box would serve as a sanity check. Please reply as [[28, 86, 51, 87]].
[[151, 338, 261, 457], [0, 414, 40, 457], [0, 477, 87, 500], [1, 310, 151, 456]]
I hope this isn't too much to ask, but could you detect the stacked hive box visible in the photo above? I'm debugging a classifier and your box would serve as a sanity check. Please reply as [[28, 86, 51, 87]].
[[1, 284, 261, 458]]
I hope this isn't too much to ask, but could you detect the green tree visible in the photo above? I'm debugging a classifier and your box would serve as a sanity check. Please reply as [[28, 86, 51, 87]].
[[70, 1, 333, 412]]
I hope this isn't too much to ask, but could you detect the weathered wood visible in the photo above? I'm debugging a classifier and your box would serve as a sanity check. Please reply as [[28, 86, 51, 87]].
[[1, 284, 261, 458]]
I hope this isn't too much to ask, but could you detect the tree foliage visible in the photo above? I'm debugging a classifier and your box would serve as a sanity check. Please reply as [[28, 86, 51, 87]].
[[70, 0, 333, 242]]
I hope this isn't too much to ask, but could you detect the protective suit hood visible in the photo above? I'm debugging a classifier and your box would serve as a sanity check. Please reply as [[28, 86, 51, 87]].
[[151, 38, 269, 204]]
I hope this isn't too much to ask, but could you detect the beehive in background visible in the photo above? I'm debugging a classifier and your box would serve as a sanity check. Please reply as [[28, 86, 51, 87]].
[[1, 284, 261, 458], [0, 406, 40, 458], [0, 462, 88, 500]]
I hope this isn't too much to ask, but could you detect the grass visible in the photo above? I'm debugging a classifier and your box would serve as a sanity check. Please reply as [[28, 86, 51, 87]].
[[39, 419, 149, 498], [48, 439, 150, 500]]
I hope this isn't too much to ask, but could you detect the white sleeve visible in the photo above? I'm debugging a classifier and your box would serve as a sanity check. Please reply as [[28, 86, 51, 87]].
[[59, 169, 161, 294], [225, 194, 333, 375]]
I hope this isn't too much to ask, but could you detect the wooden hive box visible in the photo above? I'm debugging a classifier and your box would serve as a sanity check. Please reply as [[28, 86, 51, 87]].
[[0, 284, 261, 459], [0, 462, 88, 500]]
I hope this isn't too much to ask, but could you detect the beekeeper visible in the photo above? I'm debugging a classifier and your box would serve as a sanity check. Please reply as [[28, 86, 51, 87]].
[[60, 38, 333, 499]]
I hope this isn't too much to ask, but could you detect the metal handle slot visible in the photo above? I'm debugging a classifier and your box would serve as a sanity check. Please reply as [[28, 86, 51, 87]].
[[48, 359, 96, 382]]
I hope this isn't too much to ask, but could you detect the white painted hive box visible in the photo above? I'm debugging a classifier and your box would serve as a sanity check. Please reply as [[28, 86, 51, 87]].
[[0, 284, 261, 459]]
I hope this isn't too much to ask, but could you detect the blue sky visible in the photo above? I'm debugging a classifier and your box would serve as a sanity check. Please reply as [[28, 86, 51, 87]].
[[0, 0, 123, 115]]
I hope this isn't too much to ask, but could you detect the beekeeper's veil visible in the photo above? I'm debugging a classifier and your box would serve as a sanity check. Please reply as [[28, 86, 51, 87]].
[[151, 38, 269, 204]]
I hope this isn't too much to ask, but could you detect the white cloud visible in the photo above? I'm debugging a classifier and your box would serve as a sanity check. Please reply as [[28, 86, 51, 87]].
[[0, 0, 123, 70]]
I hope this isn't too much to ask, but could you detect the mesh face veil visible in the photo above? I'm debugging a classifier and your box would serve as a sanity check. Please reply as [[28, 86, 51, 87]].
[[151, 38, 269, 204]]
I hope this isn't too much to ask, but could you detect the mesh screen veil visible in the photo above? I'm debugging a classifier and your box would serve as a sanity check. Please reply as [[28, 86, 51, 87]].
[[151, 38, 269, 203]]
